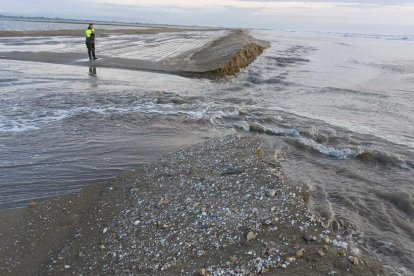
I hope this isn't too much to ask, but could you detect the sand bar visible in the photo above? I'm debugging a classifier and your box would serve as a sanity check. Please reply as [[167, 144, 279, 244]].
[[0, 28, 269, 77]]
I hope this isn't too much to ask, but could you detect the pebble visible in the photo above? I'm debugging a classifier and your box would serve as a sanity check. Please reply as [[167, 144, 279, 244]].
[[337, 249, 346, 257], [64, 265, 70, 269], [318, 249, 325, 257], [158, 198, 168, 208], [197, 268, 208, 276], [265, 247, 276, 255], [229, 256, 238, 263], [286, 256, 296, 262], [267, 189, 277, 198], [256, 147, 264, 160], [256, 258, 263, 273], [102, 228, 108, 234], [333, 239, 348, 249], [296, 248, 306, 258], [133, 220, 140, 226], [246, 231, 257, 241], [348, 256, 359, 266]]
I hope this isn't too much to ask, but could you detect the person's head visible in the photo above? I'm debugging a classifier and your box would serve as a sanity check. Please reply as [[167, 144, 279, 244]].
[[88, 23, 93, 29]]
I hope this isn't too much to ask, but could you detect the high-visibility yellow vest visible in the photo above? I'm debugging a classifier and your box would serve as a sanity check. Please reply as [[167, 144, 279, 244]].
[[85, 28, 95, 38]]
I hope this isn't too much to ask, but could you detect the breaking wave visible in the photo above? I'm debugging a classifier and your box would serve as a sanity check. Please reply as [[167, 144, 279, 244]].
[[233, 121, 299, 137], [288, 138, 362, 160], [0, 103, 238, 133]]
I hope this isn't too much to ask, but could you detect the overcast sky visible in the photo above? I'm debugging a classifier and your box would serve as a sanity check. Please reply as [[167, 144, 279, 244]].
[[2, 0, 413, 34]]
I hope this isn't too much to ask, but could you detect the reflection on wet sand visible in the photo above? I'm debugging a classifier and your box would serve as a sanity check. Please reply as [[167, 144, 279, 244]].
[[88, 66, 97, 76]]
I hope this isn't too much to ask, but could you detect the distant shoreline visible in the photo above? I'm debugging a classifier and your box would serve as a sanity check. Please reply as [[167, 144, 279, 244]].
[[0, 15, 217, 31]]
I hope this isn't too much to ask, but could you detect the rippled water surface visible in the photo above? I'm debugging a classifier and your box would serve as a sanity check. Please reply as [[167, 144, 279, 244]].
[[0, 23, 413, 274]]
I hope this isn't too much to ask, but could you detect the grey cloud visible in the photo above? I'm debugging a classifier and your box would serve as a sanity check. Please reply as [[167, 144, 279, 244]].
[[1, 0, 413, 35]]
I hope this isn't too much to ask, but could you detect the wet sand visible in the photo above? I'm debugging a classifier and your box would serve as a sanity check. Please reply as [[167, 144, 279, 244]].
[[0, 29, 268, 78], [0, 136, 384, 275]]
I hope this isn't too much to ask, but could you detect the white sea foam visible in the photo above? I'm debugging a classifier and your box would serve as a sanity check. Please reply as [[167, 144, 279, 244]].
[[0, 102, 238, 133], [298, 138, 362, 160]]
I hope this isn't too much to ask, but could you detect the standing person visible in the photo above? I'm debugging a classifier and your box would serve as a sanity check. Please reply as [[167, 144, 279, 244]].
[[85, 23, 98, 61]]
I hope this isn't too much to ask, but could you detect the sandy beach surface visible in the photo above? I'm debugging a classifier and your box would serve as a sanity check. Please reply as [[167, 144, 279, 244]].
[[0, 135, 384, 275]]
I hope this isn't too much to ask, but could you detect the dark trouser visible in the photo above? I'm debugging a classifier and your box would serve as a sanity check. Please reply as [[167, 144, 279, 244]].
[[86, 40, 96, 60]]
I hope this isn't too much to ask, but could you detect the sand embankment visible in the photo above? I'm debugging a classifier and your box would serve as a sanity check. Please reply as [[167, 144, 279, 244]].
[[0, 135, 384, 275], [182, 30, 268, 77], [0, 29, 268, 78]]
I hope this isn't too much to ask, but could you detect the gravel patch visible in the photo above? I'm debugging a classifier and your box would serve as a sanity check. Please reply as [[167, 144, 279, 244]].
[[0, 135, 384, 275]]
